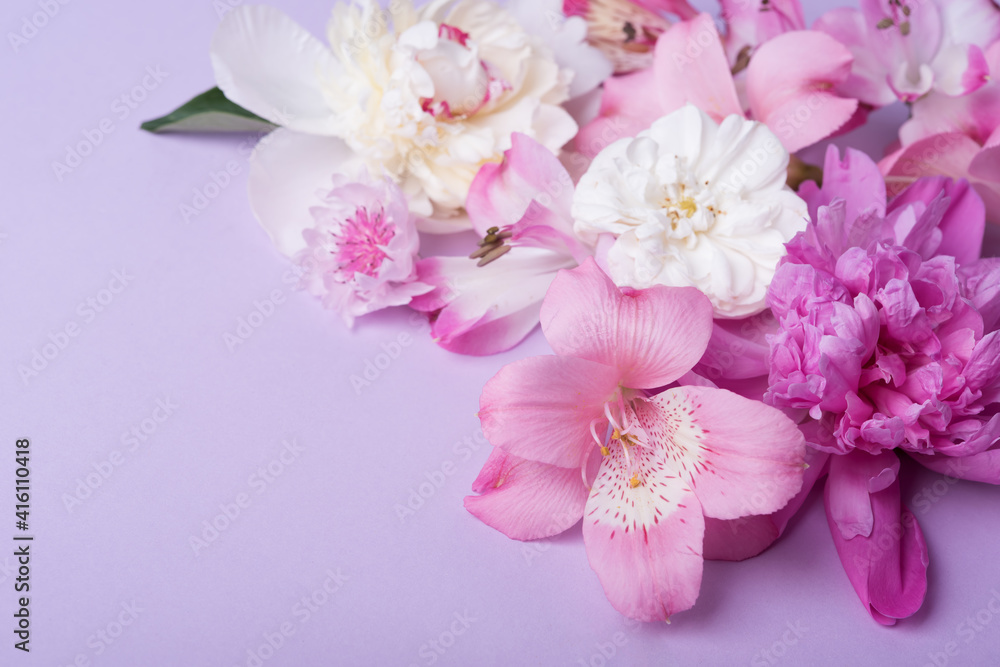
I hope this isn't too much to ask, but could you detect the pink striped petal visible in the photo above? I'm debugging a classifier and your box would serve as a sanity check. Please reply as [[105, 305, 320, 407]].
[[635, 387, 807, 520], [479, 354, 619, 468], [540, 259, 714, 389], [825, 450, 929, 625], [583, 444, 705, 621], [465, 448, 588, 540], [746, 30, 858, 153], [652, 14, 743, 122]]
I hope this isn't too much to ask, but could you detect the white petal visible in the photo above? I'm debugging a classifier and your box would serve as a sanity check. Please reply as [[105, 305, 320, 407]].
[[211, 5, 342, 135], [248, 128, 360, 256]]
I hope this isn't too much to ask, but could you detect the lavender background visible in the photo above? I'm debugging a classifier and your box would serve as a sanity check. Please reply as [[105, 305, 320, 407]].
[[2, 0, 1000, 664]]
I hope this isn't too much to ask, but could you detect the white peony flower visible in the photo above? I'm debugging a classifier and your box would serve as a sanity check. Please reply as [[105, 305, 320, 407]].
[[571, 105, 807, 318], [212, 0, 610, 235]]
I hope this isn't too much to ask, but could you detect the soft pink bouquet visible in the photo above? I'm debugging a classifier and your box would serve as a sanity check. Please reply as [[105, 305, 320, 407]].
[[145, 0, 1000, 624]]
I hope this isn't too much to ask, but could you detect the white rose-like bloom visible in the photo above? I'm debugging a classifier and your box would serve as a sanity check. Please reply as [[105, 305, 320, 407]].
[[571, 105, 807, 318], [212, 0, 610, 234]]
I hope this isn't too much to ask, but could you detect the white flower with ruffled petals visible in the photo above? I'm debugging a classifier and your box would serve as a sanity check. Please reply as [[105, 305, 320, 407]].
[[571, 105, 807, 318], [211, 0, 610, 236]]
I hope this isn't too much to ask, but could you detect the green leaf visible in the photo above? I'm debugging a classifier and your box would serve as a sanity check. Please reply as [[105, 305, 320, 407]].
[[140, 87, 276, 133]]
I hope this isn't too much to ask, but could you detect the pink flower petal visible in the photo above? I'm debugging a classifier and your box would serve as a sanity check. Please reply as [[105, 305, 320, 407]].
[[652, 14, 743, 122], [720, 0, 805, 63], [746, 30, 858, 153], [465, 448, 588, 540], [813, 7, 896, 107], [635, 386, 807, 521], [479, 354, 620, 468], [583, 444, 705, 621], [466, 133, 576, 238], [887, 177, 985, 264], [575, 68, 663, 159], [825, 451, 928, 625], [704, 448, 830, 561], [540, 259, 714, 389]]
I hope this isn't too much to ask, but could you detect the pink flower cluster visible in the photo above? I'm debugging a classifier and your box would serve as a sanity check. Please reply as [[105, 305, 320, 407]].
[[765, 146, 1000, 624], [160, 0, 1000, 627]]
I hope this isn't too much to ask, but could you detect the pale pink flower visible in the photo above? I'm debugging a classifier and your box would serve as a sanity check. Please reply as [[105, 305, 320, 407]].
[[294, 175, 431, 327], [465, 259, 806, 620], [880, 41, 1000, 223], [815, 0, 1000, 106]]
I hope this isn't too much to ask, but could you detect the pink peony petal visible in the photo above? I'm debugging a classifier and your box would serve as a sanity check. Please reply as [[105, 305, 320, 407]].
[[652, 14, 743, 122], [745, 30, 858, 153], [582, 444, 705, 621], [825, 451, 928, 625], [540, 259, 714, 389], [887, 177, 985, 264], [800, 145, 887, 228], [635, 386, 807, 521], [479, 354, 620, 468], [465, 448, 588, 540]]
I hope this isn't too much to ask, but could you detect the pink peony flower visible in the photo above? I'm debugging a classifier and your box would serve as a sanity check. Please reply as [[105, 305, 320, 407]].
[[815, 0, 1000, 106], [880, 41, 1000, 223], [294, 175, 431, 327], [465, 259, 806, 621], [764, 145, 1000, 624], [576, 12, 859, 157], [410, 133, 590, 355]]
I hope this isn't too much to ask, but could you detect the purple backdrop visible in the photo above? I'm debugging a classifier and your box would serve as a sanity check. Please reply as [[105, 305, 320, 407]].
[[2, 0, 1000, 665]]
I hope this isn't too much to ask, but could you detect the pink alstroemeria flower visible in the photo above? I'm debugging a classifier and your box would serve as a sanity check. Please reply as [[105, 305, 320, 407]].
[[577, 13, 858, 156], [465, 259, 807, 621], [720, 0, 805, 67], [815, 0, 1000, 105], [561, 0, 696, 73], [411, 133, 590, 355], [880, 41, 1000, 223]]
